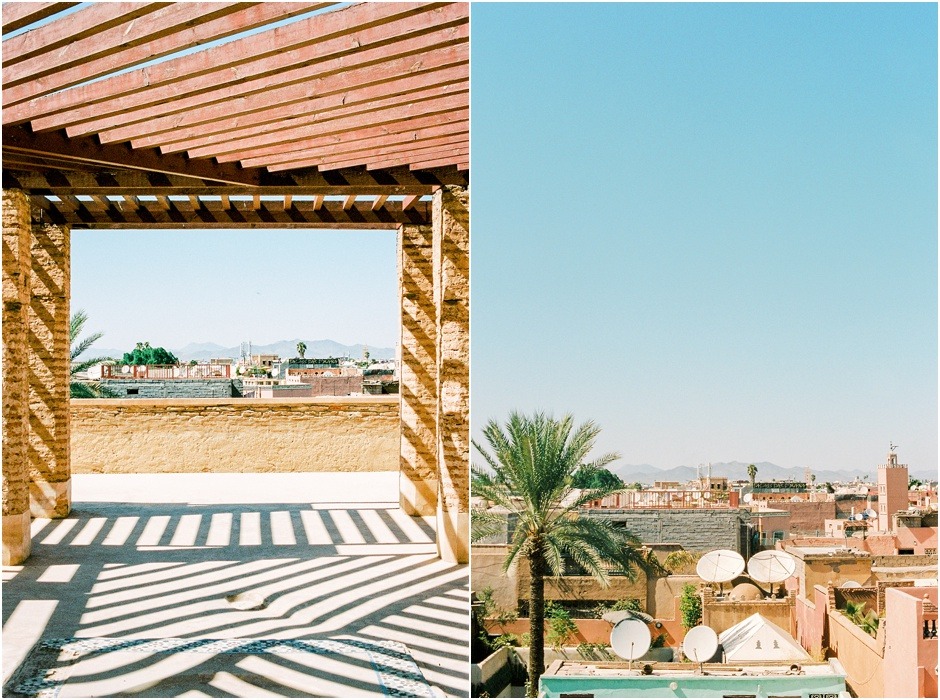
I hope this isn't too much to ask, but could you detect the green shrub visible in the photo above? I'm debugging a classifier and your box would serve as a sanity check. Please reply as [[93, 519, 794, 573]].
[[679, 584, 702, 629]]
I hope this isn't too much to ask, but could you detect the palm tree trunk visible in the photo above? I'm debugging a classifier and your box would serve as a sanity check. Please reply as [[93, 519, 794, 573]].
[[528, 549, 546, 698]]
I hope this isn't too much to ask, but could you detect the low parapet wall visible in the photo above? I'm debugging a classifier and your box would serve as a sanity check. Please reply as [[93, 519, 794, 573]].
[[71, 397, 399, 473]]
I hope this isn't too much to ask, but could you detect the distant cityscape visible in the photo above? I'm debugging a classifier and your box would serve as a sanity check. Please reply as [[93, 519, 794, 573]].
[[76, 338, 399, 400]]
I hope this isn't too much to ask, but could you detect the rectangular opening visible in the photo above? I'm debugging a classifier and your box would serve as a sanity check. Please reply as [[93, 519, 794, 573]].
[[126, 388, 139, 395]]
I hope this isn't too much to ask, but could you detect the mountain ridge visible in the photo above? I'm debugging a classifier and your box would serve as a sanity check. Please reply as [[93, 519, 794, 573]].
[[613, 460, 934, 484], [79, 339, 396, 363]]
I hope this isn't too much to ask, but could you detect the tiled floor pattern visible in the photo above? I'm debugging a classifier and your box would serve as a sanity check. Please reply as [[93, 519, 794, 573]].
[[5, 637, 433, 698], [3, 476, 469, 698]]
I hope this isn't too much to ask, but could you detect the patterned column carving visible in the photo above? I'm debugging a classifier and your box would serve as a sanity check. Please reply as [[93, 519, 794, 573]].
[[28, 222, 71, 517], [3, 189, 33, 564], [399, 224, 438, 515], [433, 185, 469, 563]]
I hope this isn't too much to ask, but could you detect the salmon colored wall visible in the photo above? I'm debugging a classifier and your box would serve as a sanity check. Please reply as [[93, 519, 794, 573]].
[[883, 587, 938, 699]]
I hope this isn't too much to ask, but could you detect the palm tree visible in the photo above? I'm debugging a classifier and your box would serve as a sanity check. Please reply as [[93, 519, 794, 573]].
[[296, 341, 307, 359], [471, 412, 662, 697], [70, 309, 116, 398], [747, 463, 758, 490]]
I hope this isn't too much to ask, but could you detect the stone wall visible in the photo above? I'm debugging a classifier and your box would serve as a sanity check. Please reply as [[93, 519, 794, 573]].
[[101, 379, 236, 399], [71, 397, 398, 474], [582, 509, 749, 552], [766, 499, 835, 535]]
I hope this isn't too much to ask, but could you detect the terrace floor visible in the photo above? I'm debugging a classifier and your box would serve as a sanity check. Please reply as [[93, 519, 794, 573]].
[[2, 473, 469, 698]]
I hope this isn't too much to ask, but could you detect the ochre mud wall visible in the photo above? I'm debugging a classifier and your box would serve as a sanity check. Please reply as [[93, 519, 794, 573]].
[[71, 397, 399, 474]]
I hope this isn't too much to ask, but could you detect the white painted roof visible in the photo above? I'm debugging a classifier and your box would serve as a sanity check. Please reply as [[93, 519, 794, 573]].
[[718, 613, 811, 662]]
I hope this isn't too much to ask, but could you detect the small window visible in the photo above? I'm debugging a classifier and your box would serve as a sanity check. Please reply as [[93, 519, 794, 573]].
[[126, 388, 139, 395], [898, 548, 915, 555]]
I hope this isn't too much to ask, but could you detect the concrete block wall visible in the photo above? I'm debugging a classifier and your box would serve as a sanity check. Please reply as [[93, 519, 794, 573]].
[[583, 509, 749, 553], [101, 379, 236, 399], [71, 397, 399, 474]]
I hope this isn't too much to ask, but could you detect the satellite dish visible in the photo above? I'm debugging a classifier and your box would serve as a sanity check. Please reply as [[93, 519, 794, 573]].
[[697, 549, 746, 583], [683, 625, 719, 664], [743, 493, 753, 503], [864, 508, 878, 519], [840, 580, 862, 588], [610, 618, 651, 662], [747, 551, 797, 584]]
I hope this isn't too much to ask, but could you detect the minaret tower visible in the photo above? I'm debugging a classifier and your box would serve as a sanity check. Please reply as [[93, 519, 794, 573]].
[[877, 443, 909, 533]]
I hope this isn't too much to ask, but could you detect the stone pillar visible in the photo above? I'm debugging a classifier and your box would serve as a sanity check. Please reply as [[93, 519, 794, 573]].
[[3, 190, 33, 564], [399, 224, 438, 515], [28, 222, 71, 517], [433, 186, 469, 564]]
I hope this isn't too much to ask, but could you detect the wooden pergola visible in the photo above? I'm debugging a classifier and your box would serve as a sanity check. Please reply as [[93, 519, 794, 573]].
[[2, 1, 468, 227], [2, 2, 469, 564]]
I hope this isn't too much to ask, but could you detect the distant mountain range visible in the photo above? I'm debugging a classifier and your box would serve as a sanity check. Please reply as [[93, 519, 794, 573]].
[[613, 460, 934, 484], [88, 339, 395, 363]]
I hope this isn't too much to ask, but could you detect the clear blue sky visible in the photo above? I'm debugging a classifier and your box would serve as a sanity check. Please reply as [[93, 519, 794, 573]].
[[471, 3, 937, 474], [72, 228, 398, 351]]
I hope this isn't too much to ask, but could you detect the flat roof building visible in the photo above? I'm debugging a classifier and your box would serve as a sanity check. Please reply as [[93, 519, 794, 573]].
[[538, 659, 849, 698]]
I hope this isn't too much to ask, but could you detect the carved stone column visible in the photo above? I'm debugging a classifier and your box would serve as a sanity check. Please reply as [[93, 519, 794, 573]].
[[3, 190, 33, 564], [28, 222, 71, 517], [433, 186, 469, 563], [399, 224, 438, 515]]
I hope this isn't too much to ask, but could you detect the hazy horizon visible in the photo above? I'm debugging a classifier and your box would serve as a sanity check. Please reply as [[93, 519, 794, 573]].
[[471, 4, 937, 474]]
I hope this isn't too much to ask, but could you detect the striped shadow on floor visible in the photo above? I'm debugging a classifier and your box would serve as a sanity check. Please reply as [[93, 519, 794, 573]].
[[3, 637, 434, 698]]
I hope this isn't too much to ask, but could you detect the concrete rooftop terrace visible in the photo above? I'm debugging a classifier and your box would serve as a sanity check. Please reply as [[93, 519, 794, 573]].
[[2, 473, 469, 698]]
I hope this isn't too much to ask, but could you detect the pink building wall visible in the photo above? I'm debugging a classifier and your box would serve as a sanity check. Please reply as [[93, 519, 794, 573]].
[[883, 587, 938, 698], [795, 584, 830, 658]]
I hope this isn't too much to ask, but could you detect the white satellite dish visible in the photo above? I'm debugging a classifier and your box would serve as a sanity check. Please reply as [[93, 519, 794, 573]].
[[864, 508, 878, 519], [697, 549, 746, 584], [747, 550, 796, 584], [683, 625, 719, 665], [610, 618, 651, 666], [839, 580, 862, 588]]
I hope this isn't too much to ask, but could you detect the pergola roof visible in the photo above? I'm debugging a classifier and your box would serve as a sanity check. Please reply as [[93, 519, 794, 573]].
[[1, 2, 469, 228]]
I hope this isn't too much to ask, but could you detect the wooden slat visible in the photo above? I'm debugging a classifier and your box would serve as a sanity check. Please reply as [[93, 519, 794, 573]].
[[3, 126, 265, 187], [3, 4, 333, 104], [237, 120, 468, 170], [275, 136, 468, 173], [342, 195, 356, 210], [3, 3, 169, 67], [371, 195, 388, 211], [112, 63, 467, 148], [282, 195, 292, 210], [2, 3, 79, 35], [401, 195, 420, 211], [29, 198, 432, 229], [54, 22, 468, 138], [365, 146, 469, 172], [5, 3, 455, 127], [206, 108, 468, 165], [2, 165, 468, 194], [190, 93, 467, 163]]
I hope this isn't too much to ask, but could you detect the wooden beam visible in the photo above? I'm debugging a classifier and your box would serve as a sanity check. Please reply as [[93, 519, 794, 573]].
[[312, 195, 324, 210], [29, 197, 432, 229], [2, 3, 79, 35], [282, 195, 292, 210], [4, 4, 333, 104], [55, 25, 468, 139], [6, 3, 459, 127], [3, 3, 169, 67], [365, 145, 468, 172], [111, 64, 467, 148], [3, 126, 266, 186], [229, 117, 470, 168], [342, 195, 356, 210], [371, 195, 388, 211], [259, 131, 468, 173], [401, 195, 420, 211], [161, 83, 467, 157], [2, 164, 468, 194], [287, 138, 468, 174]]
